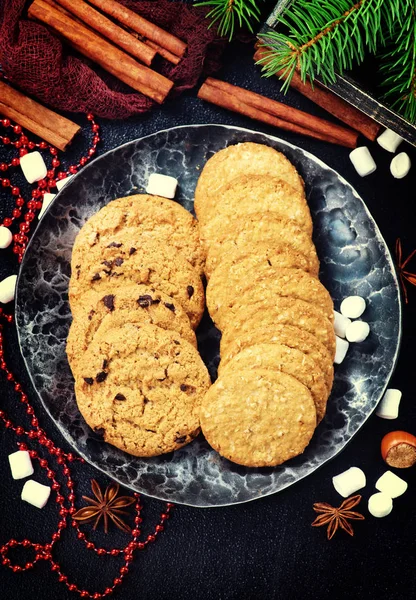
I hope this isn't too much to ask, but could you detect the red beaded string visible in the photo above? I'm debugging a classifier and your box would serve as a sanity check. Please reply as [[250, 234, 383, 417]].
[[0, 113, 100, 262], [0, 309, 174, 597]]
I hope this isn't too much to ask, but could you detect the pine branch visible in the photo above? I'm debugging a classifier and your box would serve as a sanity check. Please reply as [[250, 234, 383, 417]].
[[380, 0, 416, 122], [195, 0, 263, 40], [257, 0, 400, 92]]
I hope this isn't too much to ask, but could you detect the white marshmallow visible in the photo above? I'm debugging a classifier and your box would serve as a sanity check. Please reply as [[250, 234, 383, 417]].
[[146, 173, 178, 199], [377, 128, 403, 153], [349, 146, 377, 177], [333, 310, 351, 339], [368, 492, 393, 518], [0, 274, 17, 303], [0, 226, 13, 249], [376, 470, 408, 498], [21, 480, 51, 509], [390, 152, 411, 179], [332, 466, 366, 497], [8, 451, 34, 480], [340, 296, 366, 319], [345, 320, 370, 343], [38, 193, 56, 219], [19, 151, 47, 184], [56, 174, 74, 191], [334, 336, 349, 365], [376, 388, 402, 419]]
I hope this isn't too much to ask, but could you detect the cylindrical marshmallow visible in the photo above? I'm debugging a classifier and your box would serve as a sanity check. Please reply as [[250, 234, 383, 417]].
[[349, 147, 377, 177], [345, 320, 370, 343], [56, 174, 74, 191], [376, 470, 408, 498], [334, 310, 351, 339], [8, 450, 34, 480], [146, 173, 178, 199], [332, 466, 366, 497], [0, 274, 17, 303], [368, 492, 393, 518], [19, 151, 47, 184], [21, 480, 51, 509], [38, 193, 56, 219], [0, 226, 13, 249], [377, 128, 403, 153], [390, 152, 411, 179], [334, 336, 349, 365], [340, 296, 366, 319], [376, 388, 402, 419]]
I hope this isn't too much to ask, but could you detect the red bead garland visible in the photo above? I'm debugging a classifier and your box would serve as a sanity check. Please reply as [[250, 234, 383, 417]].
[[0, 308, 174, 597], [0, 112, 100, 262]]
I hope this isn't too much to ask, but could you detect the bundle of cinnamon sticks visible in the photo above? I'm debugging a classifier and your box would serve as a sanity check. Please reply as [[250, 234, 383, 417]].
[[28, 0, 188, 103]]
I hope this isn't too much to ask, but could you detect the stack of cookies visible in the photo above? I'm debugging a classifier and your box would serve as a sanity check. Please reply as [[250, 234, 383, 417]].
[[67, 194, 211, 457], [194, 142, 336, 468]]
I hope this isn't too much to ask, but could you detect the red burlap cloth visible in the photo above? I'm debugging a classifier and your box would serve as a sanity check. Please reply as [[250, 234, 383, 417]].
[[0, 0, 225, 118]]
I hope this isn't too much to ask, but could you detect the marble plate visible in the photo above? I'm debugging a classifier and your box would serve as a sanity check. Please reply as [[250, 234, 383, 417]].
[[15, 125, 401, 508]]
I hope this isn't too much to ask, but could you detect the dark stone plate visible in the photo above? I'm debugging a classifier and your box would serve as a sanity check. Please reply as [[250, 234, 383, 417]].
[[15, 125, 401, 507]]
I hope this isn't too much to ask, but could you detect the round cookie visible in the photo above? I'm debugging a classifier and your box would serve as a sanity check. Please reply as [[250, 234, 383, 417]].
[[205, 238, 319, 280], [199, 175, 313, 247], [71, 194, 205, 275], [69, 241, 204, 328], [220, 296, 336, 359], [207, 266, 334, 329], [200, 369, 316, 467], [218, 343, 329, 423], [204, 213, 318, 276], [220, 324, 334, 392], [194, 142, 304, 222], [74, 323, 211, 457], [67, 284, 196, 374]]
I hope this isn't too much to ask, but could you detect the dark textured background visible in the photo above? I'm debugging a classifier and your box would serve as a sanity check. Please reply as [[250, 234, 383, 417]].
[[1, 28, 416, 600]]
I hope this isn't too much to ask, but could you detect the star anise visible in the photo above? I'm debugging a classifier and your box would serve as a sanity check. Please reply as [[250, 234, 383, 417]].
[[311, 494, 365, 540], [396, 238, 416, 304], [73, 480, 135, 534]]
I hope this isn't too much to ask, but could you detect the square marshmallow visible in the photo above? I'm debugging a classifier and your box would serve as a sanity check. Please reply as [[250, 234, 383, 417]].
[[21, 480, 51, 509], [8, 450, 34, 480], [20, 151, 47, 184], [146, 173, 178, 199], [56, 174, 74, 191]]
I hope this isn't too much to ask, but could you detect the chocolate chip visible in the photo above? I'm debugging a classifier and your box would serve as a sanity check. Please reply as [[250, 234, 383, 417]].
[[267, 258, 272, 266], [93, 427, 105, 436], [187, 285, 194, 298], [91, 273, 101, 282], [96, 371, 108, 383], [102, 359, 108, 369], [137, 294, 153, 308], [173, 340, 180, 345], [101, 260, 113, 268], [164, 302, 175, 312], [88, 310, 95, 321], [180, 384, 195, 393], [114, 257, 124, 267], [174, 435, 187, 444], [83, 377, 94, 385], [143, 397, 149, 404], [114, 393, 126, 401], [75, 264, 81, 269], [102, 294, 115, 311], [129, 247, 137, 256], [106, 241, 122, 248]]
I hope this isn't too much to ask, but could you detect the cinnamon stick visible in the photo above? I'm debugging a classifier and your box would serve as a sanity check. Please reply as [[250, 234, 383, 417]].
[[0, 80, 80, 151], [54, 0, 156, 66], [87, 0, 187, 58], [146, 40, 181, 66], [254, 47, 380, 142], [205, 78, 359, 148], [28, 0, 173, 103]]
